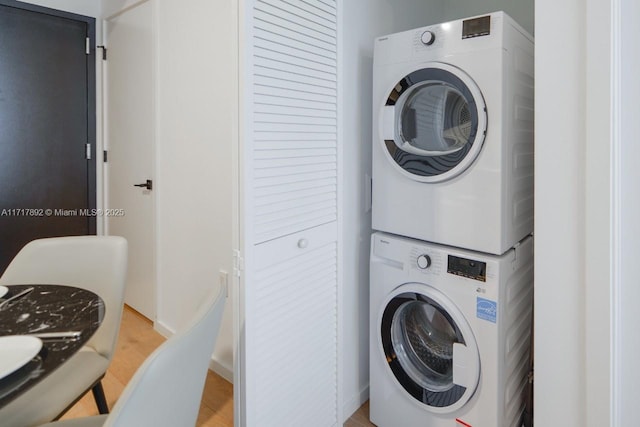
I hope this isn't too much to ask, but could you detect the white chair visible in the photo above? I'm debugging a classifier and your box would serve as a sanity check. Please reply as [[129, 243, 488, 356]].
[[38, 285, 226, 427], [0, 236, 128, 427]]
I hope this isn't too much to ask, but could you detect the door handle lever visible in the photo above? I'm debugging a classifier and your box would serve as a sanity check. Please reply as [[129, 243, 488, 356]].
[[134, 179, 153, 190]]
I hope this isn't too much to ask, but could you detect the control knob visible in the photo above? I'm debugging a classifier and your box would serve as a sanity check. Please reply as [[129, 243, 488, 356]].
[[417, 254, 431, 269], [420, 31, 436, 45]]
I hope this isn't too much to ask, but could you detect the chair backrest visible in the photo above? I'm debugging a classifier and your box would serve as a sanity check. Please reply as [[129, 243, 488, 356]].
[[0, 236, 128, 360], [104, 286, 225, 427]]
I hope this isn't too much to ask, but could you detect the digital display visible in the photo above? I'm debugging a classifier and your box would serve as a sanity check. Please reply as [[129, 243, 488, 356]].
[[448, 255, 487, 282], [462, 15, 491, 39]]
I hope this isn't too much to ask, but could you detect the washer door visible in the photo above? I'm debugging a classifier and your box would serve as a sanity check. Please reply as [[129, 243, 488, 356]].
[[379, 284, 480, 413], [380, 62, 487, 182]]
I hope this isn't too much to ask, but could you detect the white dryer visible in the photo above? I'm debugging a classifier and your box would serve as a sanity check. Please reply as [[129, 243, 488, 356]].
[[369, 231, 533, 427], [372, 12, 534, 255]]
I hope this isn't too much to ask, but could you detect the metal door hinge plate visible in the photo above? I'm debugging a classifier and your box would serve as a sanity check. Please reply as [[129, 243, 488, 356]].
[[233, 250, 244, 278], [97, 45, 107, 60]]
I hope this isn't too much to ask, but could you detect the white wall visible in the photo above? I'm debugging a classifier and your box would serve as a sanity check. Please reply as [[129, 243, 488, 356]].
[[101, 0, 137, 17], [154, 0, 236, 380], [340, 0, 444, 419], [584, 1, 614, 425], [17, 0, 100, 18], [101, 0, 237, 381], [534, 1, 586, 425], [534, 0, 616, 425], [440, 0, 534, 34]]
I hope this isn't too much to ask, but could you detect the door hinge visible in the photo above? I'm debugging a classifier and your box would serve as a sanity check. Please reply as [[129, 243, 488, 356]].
[[509, 242, 521, 269], [103, 150, 108, 163], [233, 249, 244, 278], [85, 143, 92, 160], [511, 236, 530, 268], [97, 45, 107, 60], [85, 37, 90, 55]]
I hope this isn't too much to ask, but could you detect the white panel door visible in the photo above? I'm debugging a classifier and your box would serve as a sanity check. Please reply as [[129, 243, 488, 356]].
[[237, 0, 339, 425], [104, 1, 156, 320], [250, 223, 338, 426]]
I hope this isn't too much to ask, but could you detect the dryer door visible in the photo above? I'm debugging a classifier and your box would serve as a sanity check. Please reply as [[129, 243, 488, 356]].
[[379, 283, 480, 413], [380, 62, 487, 182]]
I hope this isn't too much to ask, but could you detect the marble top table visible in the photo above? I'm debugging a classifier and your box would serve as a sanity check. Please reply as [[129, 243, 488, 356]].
[[0, 284, 104, 408]]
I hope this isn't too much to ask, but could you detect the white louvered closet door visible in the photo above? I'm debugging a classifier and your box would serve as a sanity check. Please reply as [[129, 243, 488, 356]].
[[239, 0, 339, 426]]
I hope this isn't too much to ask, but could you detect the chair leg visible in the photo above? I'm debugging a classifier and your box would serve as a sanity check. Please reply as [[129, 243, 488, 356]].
[[92, 381, 110, 414]]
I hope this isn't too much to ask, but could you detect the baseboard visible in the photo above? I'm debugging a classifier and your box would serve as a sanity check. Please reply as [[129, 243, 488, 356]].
[[153, 320, 174, 339], [209, 357, 234, 383], [342, 384, 369, 422]]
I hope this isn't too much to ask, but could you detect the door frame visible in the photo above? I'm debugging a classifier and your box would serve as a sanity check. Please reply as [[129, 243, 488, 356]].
[[611, 0, 639, 424], [0, 0, 97, 234], [234, 0, 251, 424], [535, 0, 637, 425]]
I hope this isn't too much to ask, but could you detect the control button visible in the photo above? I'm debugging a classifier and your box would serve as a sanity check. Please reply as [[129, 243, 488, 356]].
[[417, 254, 431, 269], [420, 31, 435, 45]]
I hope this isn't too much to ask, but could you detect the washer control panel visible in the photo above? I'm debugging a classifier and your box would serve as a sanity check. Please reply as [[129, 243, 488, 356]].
[[447, 255, 487, 282], [409, 247, 443, 275], [420, 30, 435, 45], [416, 254, 431, 269]]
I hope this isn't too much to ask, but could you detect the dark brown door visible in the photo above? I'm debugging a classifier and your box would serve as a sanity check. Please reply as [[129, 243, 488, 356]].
[[0, 1, 96, 273]]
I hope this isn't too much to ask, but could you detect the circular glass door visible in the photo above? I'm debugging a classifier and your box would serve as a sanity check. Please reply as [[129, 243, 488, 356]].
[[379, 285, 480, 413], [392, 300, 460, 392], [380, 62, 487, 182]]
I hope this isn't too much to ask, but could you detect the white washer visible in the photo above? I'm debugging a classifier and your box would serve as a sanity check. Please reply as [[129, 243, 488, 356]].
[[372, 12, 534, 255], [370, 231, 533, 427]]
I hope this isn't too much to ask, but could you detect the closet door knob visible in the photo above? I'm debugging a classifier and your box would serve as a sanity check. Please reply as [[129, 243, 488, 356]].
[[297, 239, 308, 249]]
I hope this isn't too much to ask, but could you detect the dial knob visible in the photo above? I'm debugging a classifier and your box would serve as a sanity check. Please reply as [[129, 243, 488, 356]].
[[417, 254, 432, 269], [421, 31, 435, 45]]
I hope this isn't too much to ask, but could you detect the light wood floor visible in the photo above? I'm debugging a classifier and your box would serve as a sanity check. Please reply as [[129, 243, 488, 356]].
[[61, 306, 373, 426], [343, 401, 373, 427]]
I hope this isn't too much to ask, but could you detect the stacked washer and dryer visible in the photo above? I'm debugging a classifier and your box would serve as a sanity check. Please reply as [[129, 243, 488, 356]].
[[369, 12, 534, 427]]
